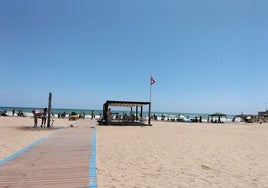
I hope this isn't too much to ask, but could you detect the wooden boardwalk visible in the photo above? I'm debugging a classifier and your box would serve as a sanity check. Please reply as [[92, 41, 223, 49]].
[[0, 119, 97, 188]]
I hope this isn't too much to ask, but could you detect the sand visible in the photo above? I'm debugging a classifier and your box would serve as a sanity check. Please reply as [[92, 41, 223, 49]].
[[0, 116, 70, 160], [1, 117, 268, 187], [96, 121, 268, 188]]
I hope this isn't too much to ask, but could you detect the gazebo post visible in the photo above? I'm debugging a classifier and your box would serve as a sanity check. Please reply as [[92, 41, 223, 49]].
[[103, 103, 108, 125], [136, 106, 138, 120], [140, 106, 143, 122]]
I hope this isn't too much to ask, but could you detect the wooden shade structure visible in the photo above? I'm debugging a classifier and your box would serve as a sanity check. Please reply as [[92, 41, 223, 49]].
[[101, 100, 152, 126]]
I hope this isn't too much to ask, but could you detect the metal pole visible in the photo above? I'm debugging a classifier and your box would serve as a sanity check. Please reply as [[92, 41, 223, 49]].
[[150, 80, 152, 104], [149, 78, 152, 125], [148, 102, 151, 125], [47, 92, 52, 128]]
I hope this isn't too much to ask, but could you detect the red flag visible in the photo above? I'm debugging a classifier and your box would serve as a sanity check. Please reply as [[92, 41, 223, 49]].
[[150, 76, 155, 85]]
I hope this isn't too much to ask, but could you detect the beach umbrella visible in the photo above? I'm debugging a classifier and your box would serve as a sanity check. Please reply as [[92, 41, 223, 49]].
[[208, 112, 227, 123]]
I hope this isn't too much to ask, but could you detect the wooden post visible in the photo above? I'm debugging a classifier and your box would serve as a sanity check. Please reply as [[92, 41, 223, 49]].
[[103, 103, 108, 125], [47, 92, 52, 128]]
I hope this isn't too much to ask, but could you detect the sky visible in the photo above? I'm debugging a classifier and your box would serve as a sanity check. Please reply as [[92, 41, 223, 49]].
[[0, 0, 268, 114]]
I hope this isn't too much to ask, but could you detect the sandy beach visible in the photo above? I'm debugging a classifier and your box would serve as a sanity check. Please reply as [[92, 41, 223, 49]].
[[96, 121, 268, 188], [0, 116, 70, 160], [1, 117, 268, 187]]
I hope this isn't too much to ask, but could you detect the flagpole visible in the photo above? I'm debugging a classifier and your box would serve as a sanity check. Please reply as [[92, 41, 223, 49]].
[[149, 76, 153, 125], [150, 79, 152, 103]]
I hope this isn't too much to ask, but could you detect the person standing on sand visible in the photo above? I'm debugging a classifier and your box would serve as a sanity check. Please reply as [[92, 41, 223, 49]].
[[91, 110, 94, 120], [33, 111, 38, 128], [83, 112, 85, 119], [41, 108, 47, 128]]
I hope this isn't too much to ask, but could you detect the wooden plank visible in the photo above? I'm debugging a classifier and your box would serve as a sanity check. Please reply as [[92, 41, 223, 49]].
[[0, 119, 95, 188]]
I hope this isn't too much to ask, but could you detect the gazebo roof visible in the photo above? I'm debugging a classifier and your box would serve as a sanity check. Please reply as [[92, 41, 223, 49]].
[[105, 100, 150, 107]]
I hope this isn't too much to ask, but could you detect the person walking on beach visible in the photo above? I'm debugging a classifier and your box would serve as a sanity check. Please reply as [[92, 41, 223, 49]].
[[12, 109, 15, 116], [41, 108, 47, 128], [33, 111, 38, 128], [83, 112, 85, 119], [91, 110, 94, 120]]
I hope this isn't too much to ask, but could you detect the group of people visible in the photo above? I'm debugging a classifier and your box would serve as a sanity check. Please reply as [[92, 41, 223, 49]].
[[57, 112, 67, 118], [0, 110, 7, 116], [32, 108, 47, 128], [57, 112, 88, 119], [104, 109, 139, 125], [0, 109, 26, 117]]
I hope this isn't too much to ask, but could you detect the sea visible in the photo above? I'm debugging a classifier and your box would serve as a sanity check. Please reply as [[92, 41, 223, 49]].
[[0, 106, 235, 122]]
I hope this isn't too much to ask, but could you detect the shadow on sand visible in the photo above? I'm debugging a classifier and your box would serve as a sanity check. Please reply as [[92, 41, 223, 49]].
[[16, 126, 67, 131]]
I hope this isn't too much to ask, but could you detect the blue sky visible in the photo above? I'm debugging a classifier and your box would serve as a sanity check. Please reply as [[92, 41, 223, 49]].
[[1, 0, 267, 114]]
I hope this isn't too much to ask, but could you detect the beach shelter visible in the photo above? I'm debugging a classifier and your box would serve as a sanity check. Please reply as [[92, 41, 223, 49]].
[[101, 100, 152, 126], [208, 112, 227, 123]]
